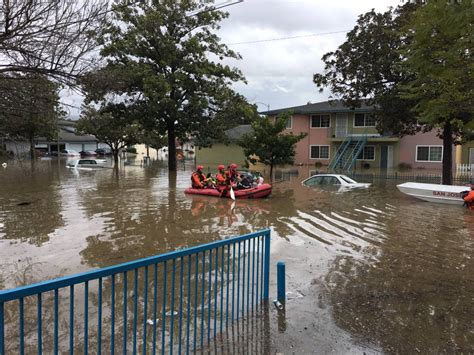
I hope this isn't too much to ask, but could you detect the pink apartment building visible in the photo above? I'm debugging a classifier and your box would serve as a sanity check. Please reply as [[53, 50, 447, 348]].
[[265, 101, 455, 171]]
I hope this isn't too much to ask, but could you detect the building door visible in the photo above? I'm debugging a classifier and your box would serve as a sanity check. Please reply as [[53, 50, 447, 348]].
[[335, 113, 348, 138], [387, 146, 394, 168], [380, 145, 394, 169], [470, 148, 474, 164], [381, 145, 388, 169]]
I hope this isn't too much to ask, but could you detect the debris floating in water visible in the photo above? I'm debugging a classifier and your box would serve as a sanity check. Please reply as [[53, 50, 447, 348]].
[[146, 319, 160, 326]]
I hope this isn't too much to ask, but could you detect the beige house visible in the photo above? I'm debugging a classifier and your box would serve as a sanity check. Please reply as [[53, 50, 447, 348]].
[[195, 125, 251, 169]]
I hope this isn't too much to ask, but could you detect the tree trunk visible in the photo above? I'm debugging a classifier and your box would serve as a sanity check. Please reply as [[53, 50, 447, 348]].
[[113, 149, 120, 167], [269, 163, 274, 183], [168, 124, 177, 171], [442, 121, 453, 185], [29, 137, 35, 160]]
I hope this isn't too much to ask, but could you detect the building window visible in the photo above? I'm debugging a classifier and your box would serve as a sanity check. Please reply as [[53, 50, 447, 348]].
[[354, 113, 376, 127], [310, 145, 330, 159], [416, 145, 442, 162], [311, 114, 330, 128], [357, 146, 375, 160], [285, 116, 292, 129]]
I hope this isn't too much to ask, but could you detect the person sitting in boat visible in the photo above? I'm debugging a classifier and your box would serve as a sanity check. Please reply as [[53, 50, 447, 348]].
[[215, 164, 230, 196], [463, 185, 474, 210], [238, 172, 254, 189], [226, 163, 240, 187], [216, 165, 227, 189], [191, 165, 207, 189], [205, 173, 217, 188]]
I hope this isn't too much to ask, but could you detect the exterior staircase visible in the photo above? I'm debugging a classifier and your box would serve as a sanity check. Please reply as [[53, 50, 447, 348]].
[[329, 136, 368, 172]]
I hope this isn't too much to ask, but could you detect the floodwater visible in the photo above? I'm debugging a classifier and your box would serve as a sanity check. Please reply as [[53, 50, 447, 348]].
[[0, 158, 473, 353]]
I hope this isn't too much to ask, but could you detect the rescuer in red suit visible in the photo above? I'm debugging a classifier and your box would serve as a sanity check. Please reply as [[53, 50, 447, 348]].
[[225, 163, 240, 188], [191, 165, 206, 189], [216, 165, 227, 190], [463, 185, 474, 210]]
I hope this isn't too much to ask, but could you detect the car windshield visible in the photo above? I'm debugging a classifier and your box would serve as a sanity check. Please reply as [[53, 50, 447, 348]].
[[304, 176, 323, 186], [304, 176, 340, 186], [340, 176, 357, 184]]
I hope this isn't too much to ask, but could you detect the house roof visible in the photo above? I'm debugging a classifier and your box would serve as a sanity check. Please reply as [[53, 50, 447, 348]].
[[261, 100, 375, 115], [56, 127, 98, 143], [37, 121, 98, 143], [225, 125, 253, 141]]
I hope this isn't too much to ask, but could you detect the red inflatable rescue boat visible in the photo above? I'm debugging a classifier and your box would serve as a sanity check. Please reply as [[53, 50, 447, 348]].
[[185, 184, 272, 199]]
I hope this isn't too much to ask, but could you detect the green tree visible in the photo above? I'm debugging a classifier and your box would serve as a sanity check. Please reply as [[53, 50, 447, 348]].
[[90, 0, 245, 171], [239, 113, 307, 181], [313, 3, 420, 136], [313, 2, 473, 185], [76, 104, 142, 165], [399, 1, 473, 185], [0, 74, 62, 158], [192, 92, 257, 147]]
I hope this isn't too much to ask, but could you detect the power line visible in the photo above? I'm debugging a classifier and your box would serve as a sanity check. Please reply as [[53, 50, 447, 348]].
[[228, 30, 350, 45]]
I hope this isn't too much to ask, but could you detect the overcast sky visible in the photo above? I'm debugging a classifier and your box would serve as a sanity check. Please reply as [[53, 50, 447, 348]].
[[219, 0, 403, 112], [62, 0, 403, 118]]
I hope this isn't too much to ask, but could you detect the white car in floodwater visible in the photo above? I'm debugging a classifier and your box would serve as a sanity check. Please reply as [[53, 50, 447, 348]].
[[67, 159, 107, 169], [302, 174, 371, 190]]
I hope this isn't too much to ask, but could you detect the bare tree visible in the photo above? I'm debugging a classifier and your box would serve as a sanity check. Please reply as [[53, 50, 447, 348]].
[[0, 0, 109, 86]]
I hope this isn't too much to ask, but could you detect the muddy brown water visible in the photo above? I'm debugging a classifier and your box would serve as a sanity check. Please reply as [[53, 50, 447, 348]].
[[0, 159, 473, 353]]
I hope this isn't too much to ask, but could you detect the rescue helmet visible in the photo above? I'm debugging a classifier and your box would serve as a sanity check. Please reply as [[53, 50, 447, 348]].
[[196, 165, 204, 171], [230, 163, 238, 169], [218, 164, 225, 170]]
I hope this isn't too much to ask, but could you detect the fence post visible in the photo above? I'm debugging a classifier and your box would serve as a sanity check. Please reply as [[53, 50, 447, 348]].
[[0, 301, 4, 355], [263, 230, 271, 301], [277, 262, 286, 303]]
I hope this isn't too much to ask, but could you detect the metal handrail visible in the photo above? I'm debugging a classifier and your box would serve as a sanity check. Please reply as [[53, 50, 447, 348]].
[[329, 137, 352, 170], [345, 136, 368, 171], [0, 229, 271, 354]]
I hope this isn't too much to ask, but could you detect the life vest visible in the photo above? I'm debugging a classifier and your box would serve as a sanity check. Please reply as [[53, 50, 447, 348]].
[[191, 171, 205, 188], [216, 172, 226, 185]]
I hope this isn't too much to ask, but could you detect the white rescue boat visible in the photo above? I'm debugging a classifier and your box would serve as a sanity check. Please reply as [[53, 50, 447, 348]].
[[397, 182, 470, 205]]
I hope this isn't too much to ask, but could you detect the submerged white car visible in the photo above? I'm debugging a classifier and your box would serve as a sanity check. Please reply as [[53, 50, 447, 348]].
[[67, 159, 107, 169], [302, 174, 371, 189]]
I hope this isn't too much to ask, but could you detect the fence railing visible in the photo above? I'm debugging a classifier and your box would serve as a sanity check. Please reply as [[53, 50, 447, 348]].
[[456, 163, 474, 174], [0, 229, 271, 354]]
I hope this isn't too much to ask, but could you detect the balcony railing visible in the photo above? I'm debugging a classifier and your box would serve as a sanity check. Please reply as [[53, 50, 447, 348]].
[[327, 127, 394, 139]]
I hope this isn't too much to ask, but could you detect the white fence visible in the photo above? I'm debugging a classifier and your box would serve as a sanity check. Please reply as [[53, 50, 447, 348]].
[[456, 163, 474, 174]]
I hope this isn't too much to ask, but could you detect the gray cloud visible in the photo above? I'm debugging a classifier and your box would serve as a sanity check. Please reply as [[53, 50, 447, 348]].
[[62, 0, 402, 118], [219, 0, 402, 110]]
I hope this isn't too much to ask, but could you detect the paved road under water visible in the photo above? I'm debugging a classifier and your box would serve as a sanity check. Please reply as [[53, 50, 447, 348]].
[[0, 159, 473, 353]]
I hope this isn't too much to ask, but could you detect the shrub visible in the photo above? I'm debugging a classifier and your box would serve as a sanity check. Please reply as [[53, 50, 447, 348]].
[[398, 162, 412, 171]]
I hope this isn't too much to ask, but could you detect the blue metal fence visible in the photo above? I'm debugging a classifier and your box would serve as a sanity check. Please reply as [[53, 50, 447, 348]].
[[0, 229, 271, 354]]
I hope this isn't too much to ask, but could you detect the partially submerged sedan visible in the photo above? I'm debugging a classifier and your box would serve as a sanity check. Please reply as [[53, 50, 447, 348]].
[[302, 174, 370, 189], [67, 159, 107, 169]]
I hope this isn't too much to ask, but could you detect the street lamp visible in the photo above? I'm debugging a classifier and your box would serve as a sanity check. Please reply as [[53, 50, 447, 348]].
[[254, 101, 270, 112]]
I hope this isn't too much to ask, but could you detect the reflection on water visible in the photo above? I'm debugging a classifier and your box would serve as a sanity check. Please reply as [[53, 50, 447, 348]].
[[0, 160, 473, 352]]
